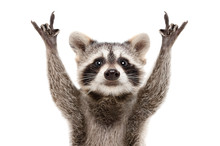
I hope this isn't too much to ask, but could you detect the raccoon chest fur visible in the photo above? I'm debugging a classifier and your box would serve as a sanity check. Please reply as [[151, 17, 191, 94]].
[[84, 116, 126, 146], [83, 92, 134, 146], [88, 96, 124, 125]]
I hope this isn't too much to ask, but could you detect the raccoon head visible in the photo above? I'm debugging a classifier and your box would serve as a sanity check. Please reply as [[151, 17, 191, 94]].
[[69, 32, 150, 96]]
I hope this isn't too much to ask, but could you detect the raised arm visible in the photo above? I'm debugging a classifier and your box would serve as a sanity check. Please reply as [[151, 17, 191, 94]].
[[125, 13, 188, 145], [137, 12, 188, 117], [31, 12, 82, 120]]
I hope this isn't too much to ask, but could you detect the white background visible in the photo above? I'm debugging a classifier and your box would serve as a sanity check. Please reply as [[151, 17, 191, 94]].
[[0, 0, 220, 146]]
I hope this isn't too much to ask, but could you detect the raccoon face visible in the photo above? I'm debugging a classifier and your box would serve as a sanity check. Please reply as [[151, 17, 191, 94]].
[[69, 32, 150, 96]]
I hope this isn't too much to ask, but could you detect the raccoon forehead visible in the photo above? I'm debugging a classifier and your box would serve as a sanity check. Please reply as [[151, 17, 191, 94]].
[[111, 45, 142, 64], [77, 43, 145, 69], [76, 43, 111, 64]]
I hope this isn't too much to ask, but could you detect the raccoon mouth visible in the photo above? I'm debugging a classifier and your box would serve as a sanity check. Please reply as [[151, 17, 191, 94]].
[[104, 81, 119, 86]]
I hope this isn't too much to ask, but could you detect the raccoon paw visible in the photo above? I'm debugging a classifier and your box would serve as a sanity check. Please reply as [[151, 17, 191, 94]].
[[159, 12, 188, 48], [40, 23, 59, 37], [160, 23, 179, 37], [31, 12, 60, 48]]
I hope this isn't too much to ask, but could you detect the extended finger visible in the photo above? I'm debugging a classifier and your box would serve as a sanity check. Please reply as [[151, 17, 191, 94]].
[[50, 11, 55, 30], [164, 12, 169, 29], [31, 21, 43, 36], [176, 21, 188, 36]]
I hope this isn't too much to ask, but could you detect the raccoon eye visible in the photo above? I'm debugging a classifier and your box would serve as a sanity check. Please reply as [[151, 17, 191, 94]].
[[95, 60, 102, 66], [120, 59, 128, 67], [94, 58, 105, 67]]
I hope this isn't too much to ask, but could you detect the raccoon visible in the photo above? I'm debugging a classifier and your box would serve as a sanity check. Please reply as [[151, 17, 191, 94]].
[[31, 12, 187, 146]]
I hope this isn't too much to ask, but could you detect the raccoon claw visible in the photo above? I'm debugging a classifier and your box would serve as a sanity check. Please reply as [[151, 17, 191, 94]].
[[41, 23, 48, 31], [40, 23, 59, 37], [160, 23, 178, 36], [168, 23, 178, 35]]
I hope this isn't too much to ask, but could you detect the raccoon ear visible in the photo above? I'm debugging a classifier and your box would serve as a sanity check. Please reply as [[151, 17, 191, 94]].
[[125, 33, 150, 57], [69, 32, 95, 54]]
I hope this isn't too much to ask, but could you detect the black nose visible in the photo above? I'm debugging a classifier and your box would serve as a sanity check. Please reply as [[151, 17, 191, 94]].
[[104, 69, 120, 81]]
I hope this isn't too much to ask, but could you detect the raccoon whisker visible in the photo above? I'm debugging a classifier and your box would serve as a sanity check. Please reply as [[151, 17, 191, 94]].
[[127, 77, 140, 80], [81, 75, 95, 78], [78, 80, 93, 83], [128, 80, 140, 84], [127, 78, 140, 85], [88, 67, 100, 71], [126, 68, 140, 71], [82, 74, 97, 77], [127, 76, 140, 79], [78, 78, 96, 82], [81, 76, 96, 78], [127, 75, 140, 78], [78, 76, 96, 82], [81, 81, 92, 85], [128, 75, 140, 78], [128, 78, 140, 80], [80, 76, 96, 79], [126, 73, 139, 76], [83, 73, 97, 75], [86, 88, 94, 95]]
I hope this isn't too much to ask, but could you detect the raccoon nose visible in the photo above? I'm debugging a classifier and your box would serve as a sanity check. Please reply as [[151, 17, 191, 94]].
[[104, 69, 120, 81]]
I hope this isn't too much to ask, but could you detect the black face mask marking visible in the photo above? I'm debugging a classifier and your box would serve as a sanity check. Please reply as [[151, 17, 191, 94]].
[[118, 57, 140, 86], [81, 57, 106, 85]]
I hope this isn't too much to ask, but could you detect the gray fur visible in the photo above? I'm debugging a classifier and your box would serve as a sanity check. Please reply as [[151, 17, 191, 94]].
[[31, 12, 187, 146], [107, 49, 115, 64]]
